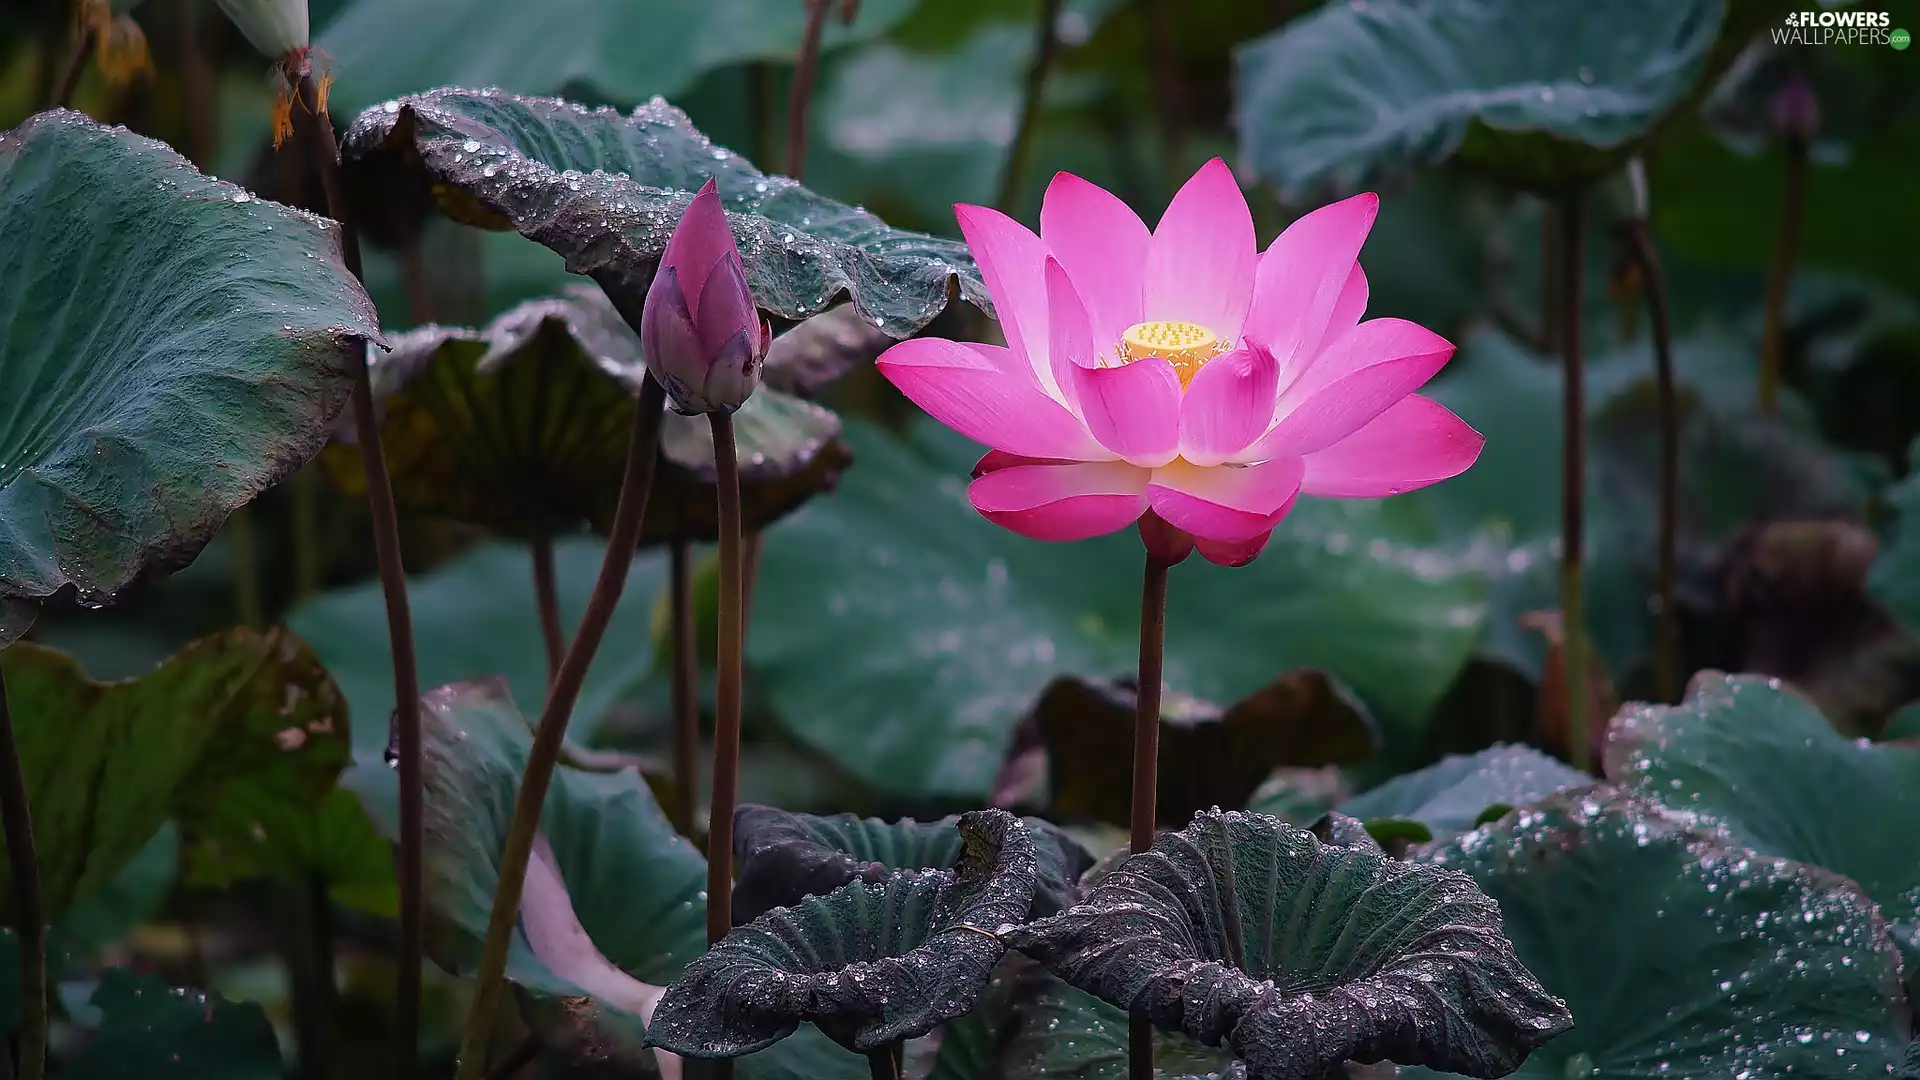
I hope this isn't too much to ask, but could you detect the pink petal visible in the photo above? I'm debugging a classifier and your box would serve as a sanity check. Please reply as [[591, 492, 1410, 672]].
[[1241, 194, 1380, 384], [1310, 262, 1369, 361], [1301, 395, 1485, 498], [693, 250, 755, 357], [1040, 172, 1148, 354], [1195, 531, 1276, 567], [972, 449, 1074, 477], [969, 460, 1150, 541], [1245, 318, 1454, 459], [1143, 159, 1256, 340], [1137, 511, 1194, 566], [1179, 344, 1280, 467], [661, 178, 731, 315], [1146, 457, 1304, 543], [1070, 357, 1182, 468], [1045, 257, 1095, 412], [955, 203, 1051, 379], [877, 337, 1106, 461]]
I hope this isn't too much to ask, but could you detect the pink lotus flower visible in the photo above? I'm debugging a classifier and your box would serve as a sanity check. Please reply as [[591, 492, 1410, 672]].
[[876, 159, 1484, 566], [643, 178, 770, 415]]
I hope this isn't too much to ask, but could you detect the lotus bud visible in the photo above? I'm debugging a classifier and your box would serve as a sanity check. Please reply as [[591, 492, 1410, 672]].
[[1769, 71, 1820, 144], [642, 178, 769, 415]]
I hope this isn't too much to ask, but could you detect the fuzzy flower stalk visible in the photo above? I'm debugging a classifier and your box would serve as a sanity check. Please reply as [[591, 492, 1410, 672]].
[[875, 159, 1482, 1079], [210, 0, 323, 146], [643, 179, 768, 979]]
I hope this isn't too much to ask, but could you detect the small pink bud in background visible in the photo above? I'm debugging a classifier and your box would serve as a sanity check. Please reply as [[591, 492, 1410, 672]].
[[1770, 71, 1820, 143], [642, 178, 769, 415]]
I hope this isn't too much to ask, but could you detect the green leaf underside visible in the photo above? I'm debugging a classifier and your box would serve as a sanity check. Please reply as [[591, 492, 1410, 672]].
[[729, 805, 1094, 926], [322, 287, 848, 542], [1606, 674, 1920, 932], [1409, 788, 1911, 1079], [1339, 744, 1588, 841], [1036, 672, 1378, 829], [1233, 0, 1727, 196], [68, 969, 282, 1080], [0, 111, 377, 644], [0, 628, 348, 923], [1007, 809, 1570, 1079], [339, 89, 985, 336], [753, 420, 1487, 800], [648, 811, 1038, 1056]]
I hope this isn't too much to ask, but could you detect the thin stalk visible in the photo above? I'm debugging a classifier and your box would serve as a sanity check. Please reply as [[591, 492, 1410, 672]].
[[1556, 191, 1591, 772], [1758, 136, 1807, 417], [531, 533, 565, 686], [0, 664, 45, 1080], [669, 539, 701, 837], [453, 377, 669, 1080], [230, 506, 263, 628], [284, 876, 341, 1080], [706, 412, 745, 946], [997, 0, 1065, 211], [1128, 555, 1170, 1080], [1622, 218, 1680, 703], [50, 26, 91, 110], [867, 1044, 902, 1080], [784, 0, 831, 178], [294, 70, 425, 1075]]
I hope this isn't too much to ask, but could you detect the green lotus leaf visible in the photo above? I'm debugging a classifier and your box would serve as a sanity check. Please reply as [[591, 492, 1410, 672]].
[[1034, 670, 1378, 830], [760, 304, 902, 399], [1338, 744, 1588, 841], [1006, 809, 1570, 1079], [0, 110, 378, 644], [338, 89, 984, 336], [1408, 787, 1912, 1079], [1232, 0, 1747, 196], [0, 628, 349, 923], [729, 805, 1093, 926], [647, 810, 1038, 1057], [321, 286, 848, 542], [1898, 1038, 1920, 1080], [67, 969, 282, 1080]]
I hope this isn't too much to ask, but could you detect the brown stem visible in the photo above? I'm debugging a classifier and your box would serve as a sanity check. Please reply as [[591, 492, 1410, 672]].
[[294, 71, 424, 1076], [1556, 191, 1591, 772], [0, 663, 45, 1080], [669, 540, 701, 837], [481, 1034, 541, 1080], [1143, 0, 1187, 174], [531, 533, 565, 686], [1622, 218, 1680, 703], [1128, 555, 1169, 1080], [1759, 137, 1806, 417], [997, 0, 1066, 211], [50, 26, 91, 111], [452, 377, 669, 1080], [867, 1045, 902, 1080], [284, 875, 341, 1080], [784, 0, 832, 178], [707, 412, 745, 948]]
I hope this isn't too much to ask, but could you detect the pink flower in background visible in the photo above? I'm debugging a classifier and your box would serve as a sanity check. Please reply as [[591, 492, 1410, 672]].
[[643, 178, 770, 415], [875, 158, 1483, 567]]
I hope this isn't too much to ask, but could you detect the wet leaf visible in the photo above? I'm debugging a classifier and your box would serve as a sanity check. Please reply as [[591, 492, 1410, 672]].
[[321, 287, 849, 542], [648, 810, 1038, 1056], [729, 805, 1094, 925], [752, 421, 1488, 800], [339, 89, 984, 336], [0, 628, 349, 923], [1233, 0, 1743, 195], [1338, 744, 1588, 842], [993, 971, 1247, 1080], [67, 969, 282, 1079], [1006, 809, 1571, 1079], [761, 304, 901, 399], [0, 111, 377, 644], [1034, 671, 1378, 829], [1409, 788, 1911, 1079]]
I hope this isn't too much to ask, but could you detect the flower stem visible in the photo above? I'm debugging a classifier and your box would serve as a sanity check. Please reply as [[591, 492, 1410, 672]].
[[531, 532, 564, 686], [707, 413, 745, 940], [0, 663, 46, 1080], [453, 377, 668, 1080], [867, 1043, 903, 1080], [294, 70, 427, 1075], [784, 0, 831, 178], [1556, 190, 1591, 772], [669, 538, 701, 837], [998, 0, 1065, 211], [1621, 217, 1680, 703], [1759, 135, 1807, 417], [1128, 554, 1169, 1080]]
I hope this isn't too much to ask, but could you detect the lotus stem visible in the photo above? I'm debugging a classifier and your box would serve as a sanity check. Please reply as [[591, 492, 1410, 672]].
[[669, 539, 701, 837], [784, 0, 831, 178], [867, 1044, 903, 1080], [49, 26, 90, 110], [998, 0, 1065, 211], [0, 664, 46, 1080], [1621, 218, 1680, 703], [284, 875, 342, 1080], [531, 533, 565, 686], [454, 376, 668, 1080], [294, 70, 428, 1075], [1556, 190, 1591, 772], [1129, 553, 1170, 1080], [707, 412, 746, 941], [1759, 135, 1807, 417]]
